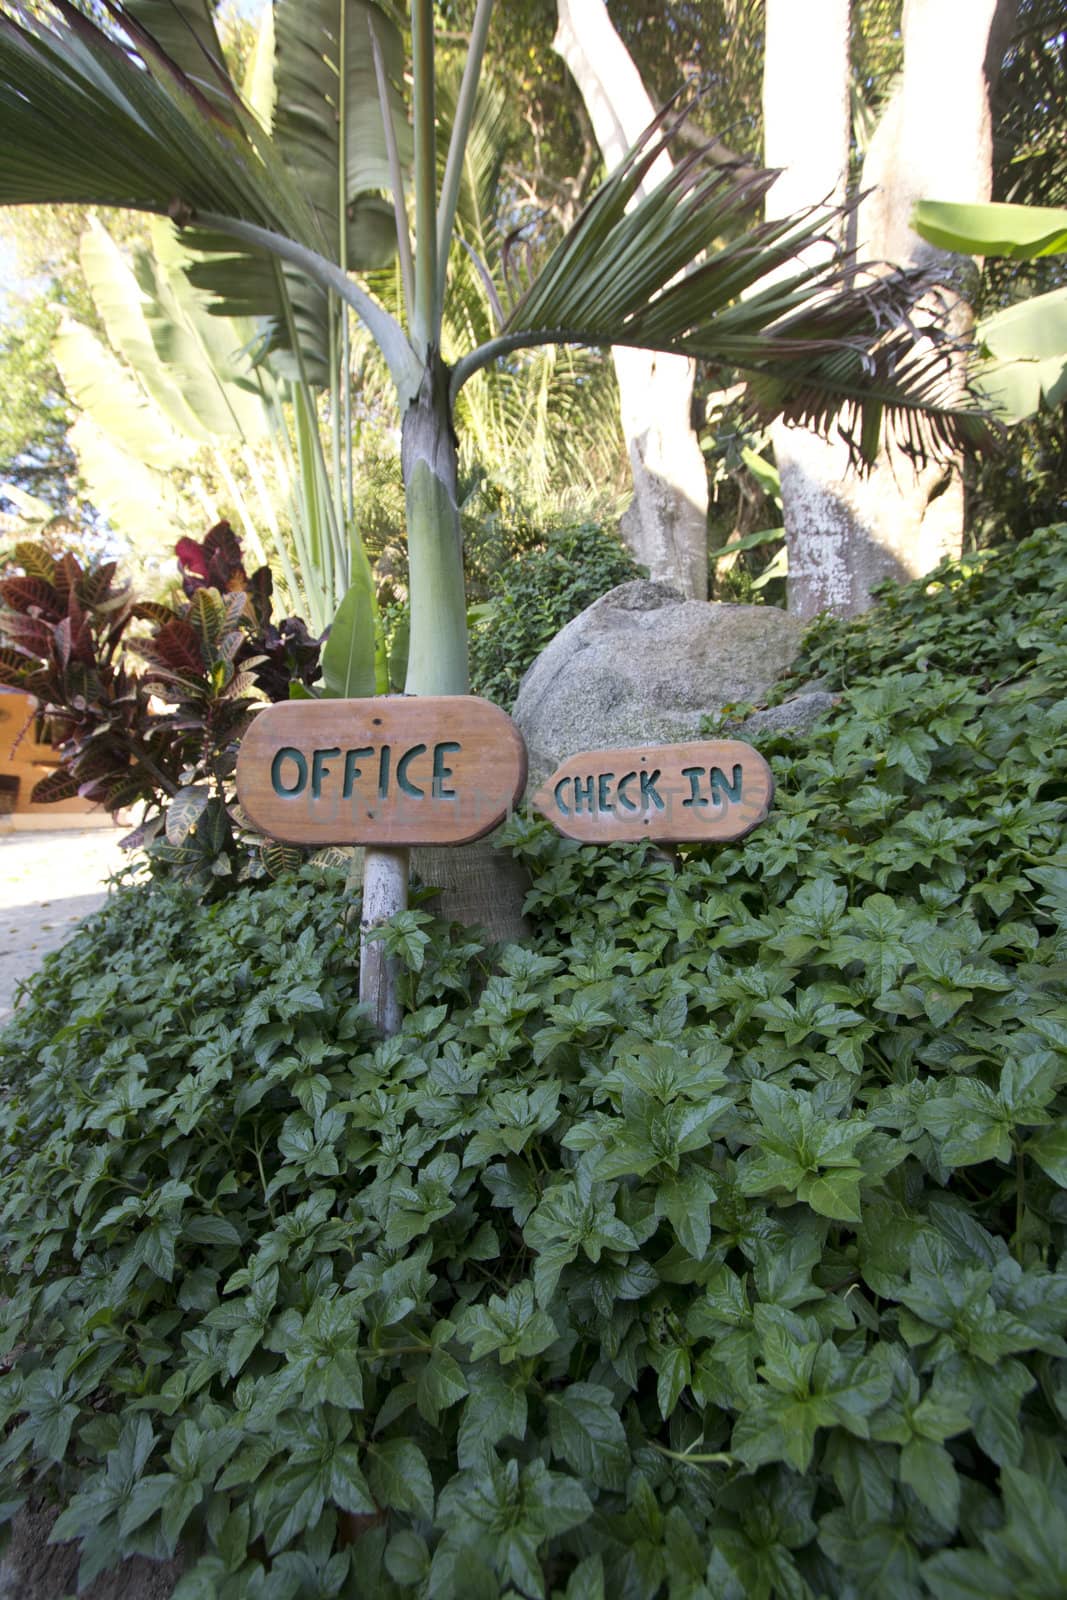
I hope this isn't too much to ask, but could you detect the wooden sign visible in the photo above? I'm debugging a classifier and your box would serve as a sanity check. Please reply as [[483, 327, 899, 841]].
[[236, 696, 527, 846], [533, 739, 773, 844]]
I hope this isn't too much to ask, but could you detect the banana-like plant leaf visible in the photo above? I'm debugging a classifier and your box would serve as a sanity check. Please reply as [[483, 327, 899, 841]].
[[0, 484, 56, 524], [911, 200, 1067, 259], [79, 221, 214, 446], [243, 3, 276, 132], [975, 286, 1067, 422], [0, 1, 411, 389], [752, 544, 788, 589], [138, 220, 271, 440], [182, 0, 407, 387], [53, 317, 187, 471], [740, 447, 782, 507], [274, 0, 407, 269], [67, 416, 198, 548], [710, 526, 785, 563], [320, 574, 377, 699]]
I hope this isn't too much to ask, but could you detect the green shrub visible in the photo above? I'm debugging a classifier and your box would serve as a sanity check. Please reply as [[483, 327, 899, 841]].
[[0, 527, 1066, 1597], [468, 521, 641, 709]]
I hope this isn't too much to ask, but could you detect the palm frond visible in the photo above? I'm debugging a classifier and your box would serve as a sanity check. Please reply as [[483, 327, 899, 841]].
[[454, 109, 994, 463], [0, 0, 412, 388], [273, 0, 407, 272], [0, 0, 310, 239]]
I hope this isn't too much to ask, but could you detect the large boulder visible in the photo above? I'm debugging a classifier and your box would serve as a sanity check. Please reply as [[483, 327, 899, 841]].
[[513, 580, 805, 785]]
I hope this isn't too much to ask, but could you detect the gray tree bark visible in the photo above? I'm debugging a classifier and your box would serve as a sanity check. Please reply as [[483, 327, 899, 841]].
[[764, 0, 1013, 621], [553, 0, 709, 599]]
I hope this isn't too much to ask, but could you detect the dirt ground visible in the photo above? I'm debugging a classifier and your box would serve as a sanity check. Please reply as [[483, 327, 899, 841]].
[[0, 826, 131, 1024]]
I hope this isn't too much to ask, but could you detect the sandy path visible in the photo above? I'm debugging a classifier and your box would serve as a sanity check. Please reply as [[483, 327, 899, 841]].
[[0, 827, 131, 1024]]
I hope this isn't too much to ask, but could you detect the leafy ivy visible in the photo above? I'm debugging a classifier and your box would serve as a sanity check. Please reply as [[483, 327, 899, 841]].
[[0, 526, 1066, 1596]]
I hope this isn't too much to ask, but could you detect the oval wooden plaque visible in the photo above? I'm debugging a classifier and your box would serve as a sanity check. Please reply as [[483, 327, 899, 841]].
[[236, 696, 527, 846], [532, 739, 774, 844]]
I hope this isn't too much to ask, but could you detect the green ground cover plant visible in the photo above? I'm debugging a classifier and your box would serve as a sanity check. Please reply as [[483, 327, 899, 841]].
[[467, 522, 641, 710], [0, 526, 1065, 1597]]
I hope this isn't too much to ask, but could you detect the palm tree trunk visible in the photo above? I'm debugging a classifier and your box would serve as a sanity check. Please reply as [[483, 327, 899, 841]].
[[553, 0, 709, 600], [402, 355, 469, 698], [360, 353, 528, 1028]]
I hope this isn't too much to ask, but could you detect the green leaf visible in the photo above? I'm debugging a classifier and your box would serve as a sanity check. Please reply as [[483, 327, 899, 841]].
[[273, 0, 406, 270], [740, 446, 782, 505], [328, 1443, 375, 1516], [367, 1439, 435, 1521], [900, 1437, 959, 1529], [1029, 1124, 1067, 1186], [546, 1384, 629, 1490], [166, 784, 212, 847], [455, 1283, 559, 1364], [385, 1531, 430, 1587], [456, 115, 992, 462], [457, 1366, 528, 1470], [320, 574, 377, 700], [800, 1166, 863, 1222], [911, 199, 1067, 259], [975, 287, 1067, 422]]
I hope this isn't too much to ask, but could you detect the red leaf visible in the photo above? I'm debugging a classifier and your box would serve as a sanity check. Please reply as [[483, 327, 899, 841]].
[[138, 619, 205, 678], [52, 553, 84, 605], [30, 766, 81, 803], [0, 613, 55, 659], [0, 575, 61, 617], [131, 601, 177, 627], [175, 537, 209, 579], [78, 561, 119, 608]]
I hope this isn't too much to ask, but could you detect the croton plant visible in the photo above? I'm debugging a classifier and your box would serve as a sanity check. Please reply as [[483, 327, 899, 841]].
[[0, 524, 322, 890]]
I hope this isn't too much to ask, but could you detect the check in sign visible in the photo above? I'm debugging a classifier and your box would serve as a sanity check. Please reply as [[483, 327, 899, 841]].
[[532, 739, 774, 844]]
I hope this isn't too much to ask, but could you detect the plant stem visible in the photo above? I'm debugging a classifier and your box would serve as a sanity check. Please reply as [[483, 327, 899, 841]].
[[402, 355, 469, 696], [410, 0, 438, 352], [196, 211, 421, 402]]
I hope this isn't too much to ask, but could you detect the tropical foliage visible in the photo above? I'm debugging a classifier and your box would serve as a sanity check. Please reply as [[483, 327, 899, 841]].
[[0, 523, 1065, 1594], [912, 199, 1067, 423], [0, 527, 321, 884], [467, 519, 640, 709], [0, 0, 994, 711]]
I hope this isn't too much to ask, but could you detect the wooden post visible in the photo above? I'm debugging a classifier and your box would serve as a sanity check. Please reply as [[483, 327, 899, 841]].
[[233, 695, 528, 1039], [359, 846, 408, 1037]]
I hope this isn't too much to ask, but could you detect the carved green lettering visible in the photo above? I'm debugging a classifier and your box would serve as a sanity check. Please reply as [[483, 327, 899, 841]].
[[311, 746, 340, 800], [378, 745, 392, 799], [271, 747, 307, 797], [682, 766, 708, 809], [640, 769, 664, 810], [342, 746, 374, 799], [710, 763, 744, 803], [617, 771, 638, 812], [554, 777, 571, 816], [397, 743, 427, 798], [432, 741, 461, 799], [597, 772, 616, 812], [574, 775, 595, 814]]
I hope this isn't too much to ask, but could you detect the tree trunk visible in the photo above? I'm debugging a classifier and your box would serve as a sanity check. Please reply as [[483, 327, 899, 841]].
[[763, 0, 855, 618], [764, 0, 1013, 621], [403, 353, 530, 945], [553, 0, 709, 599]]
